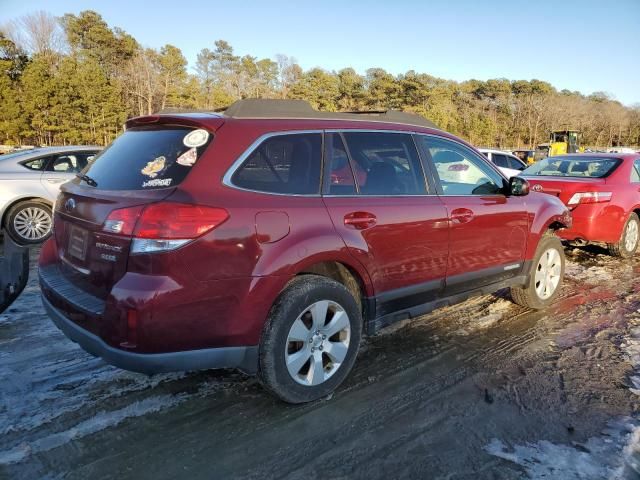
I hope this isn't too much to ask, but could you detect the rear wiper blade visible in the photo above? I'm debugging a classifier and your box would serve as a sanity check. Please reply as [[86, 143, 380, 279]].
[[76, 173, 98, 187]]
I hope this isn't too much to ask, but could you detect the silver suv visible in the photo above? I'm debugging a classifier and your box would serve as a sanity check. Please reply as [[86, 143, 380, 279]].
[[0, 146, 101, 244]]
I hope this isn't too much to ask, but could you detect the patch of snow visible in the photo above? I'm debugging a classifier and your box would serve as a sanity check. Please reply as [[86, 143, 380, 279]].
[[488, 298, 514, 314], [486, 418, 640, 479], [487, 311, 640, 478]]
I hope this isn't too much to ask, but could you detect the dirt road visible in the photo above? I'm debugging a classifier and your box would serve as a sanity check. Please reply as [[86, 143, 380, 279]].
[[1, 245, 639, 479]]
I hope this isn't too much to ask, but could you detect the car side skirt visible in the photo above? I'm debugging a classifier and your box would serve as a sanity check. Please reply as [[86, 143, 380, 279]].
[[364, 261, 532, 335]]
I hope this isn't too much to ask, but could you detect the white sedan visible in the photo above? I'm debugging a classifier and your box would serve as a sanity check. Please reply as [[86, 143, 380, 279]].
[[0, 146, 101, 244], [478, 148, 526, 178]]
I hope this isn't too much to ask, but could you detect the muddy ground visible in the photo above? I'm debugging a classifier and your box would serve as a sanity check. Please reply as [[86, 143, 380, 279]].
[[1, 242, 640, 479]]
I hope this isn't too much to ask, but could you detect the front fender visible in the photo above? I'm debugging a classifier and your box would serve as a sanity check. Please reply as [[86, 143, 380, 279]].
[[525, 195, 572, 259]]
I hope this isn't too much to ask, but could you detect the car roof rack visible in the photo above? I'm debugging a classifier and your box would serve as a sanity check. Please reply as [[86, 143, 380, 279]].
[[220, 99, 438, 129]]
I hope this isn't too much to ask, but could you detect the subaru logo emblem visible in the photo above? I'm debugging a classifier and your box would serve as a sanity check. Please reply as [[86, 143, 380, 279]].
[[64, 198, 76, 212], [532, 184, 543, 192]]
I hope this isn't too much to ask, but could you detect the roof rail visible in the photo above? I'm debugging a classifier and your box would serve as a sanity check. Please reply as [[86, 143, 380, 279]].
[[221, 99, 438, 129], [156, 107, 222, 116]]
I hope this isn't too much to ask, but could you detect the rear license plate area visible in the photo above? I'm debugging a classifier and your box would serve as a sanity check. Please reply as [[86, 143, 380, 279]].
[[68, 225, 88, 261]]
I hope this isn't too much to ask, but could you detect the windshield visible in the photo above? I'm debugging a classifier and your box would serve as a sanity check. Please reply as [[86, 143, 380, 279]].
[[522, 157, 620, 178], [80, 127, 212, 190]]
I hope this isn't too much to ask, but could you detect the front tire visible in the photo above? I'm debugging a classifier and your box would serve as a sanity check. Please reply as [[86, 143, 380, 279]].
[[258, 275, 362, 404], [607, 213, 639, 258], [4, 201, 53, 245], [511, 233, 565, 309]]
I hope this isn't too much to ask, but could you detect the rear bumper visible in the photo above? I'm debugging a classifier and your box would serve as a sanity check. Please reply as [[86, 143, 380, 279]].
[[43, 295, 258, 374], [557, 204, 625, 244]]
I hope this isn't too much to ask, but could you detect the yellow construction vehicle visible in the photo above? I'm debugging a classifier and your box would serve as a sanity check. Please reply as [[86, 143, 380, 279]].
[[548, 130, 581, 156]]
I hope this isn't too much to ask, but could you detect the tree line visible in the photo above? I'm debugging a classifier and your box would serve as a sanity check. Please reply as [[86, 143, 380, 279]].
[[1, 10, 639, 149]]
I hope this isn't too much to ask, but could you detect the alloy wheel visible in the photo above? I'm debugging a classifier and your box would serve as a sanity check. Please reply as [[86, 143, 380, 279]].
[[625, 219, 639, 252], [285, 300, 351, 387], [534, 248, 561, 300], [13, 206, 52, 241]]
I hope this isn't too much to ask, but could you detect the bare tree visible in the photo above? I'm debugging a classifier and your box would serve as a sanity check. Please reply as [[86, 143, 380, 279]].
[[2, 11, 65, 58]]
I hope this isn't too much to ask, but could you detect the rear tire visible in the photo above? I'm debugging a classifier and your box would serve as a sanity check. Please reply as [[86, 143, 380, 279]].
[[258, 275, 362, 404], [4, 200, 53, 245], [607, 213, 639, 258], [511, 233, 565, 309]]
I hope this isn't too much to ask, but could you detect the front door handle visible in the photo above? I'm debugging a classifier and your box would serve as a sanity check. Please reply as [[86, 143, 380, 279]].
[[46, 179, 65, 184], [344, 211, 377, 230], [450, 208, 475, 224]]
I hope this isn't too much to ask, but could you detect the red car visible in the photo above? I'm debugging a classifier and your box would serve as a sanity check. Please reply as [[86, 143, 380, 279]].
[[38, 100, 571, 403], [522, 153, 640, 257]]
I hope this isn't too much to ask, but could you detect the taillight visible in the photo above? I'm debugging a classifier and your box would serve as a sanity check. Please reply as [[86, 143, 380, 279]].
[[133, 203, 228, 239], [103, 203, 229, 254], [104, 205, 144, 235], [566, 192, 612, 206]]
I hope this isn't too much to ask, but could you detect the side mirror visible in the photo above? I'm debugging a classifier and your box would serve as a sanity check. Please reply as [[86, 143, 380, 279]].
[[509, 176, 529, 196]]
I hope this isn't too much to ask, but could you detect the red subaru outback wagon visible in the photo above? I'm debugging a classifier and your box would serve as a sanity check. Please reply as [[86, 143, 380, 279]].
[[39, 100, 571, 403]]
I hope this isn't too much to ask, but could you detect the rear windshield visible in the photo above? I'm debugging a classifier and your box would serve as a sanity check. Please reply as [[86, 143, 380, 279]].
[[522, 157, 620, 178], [80, 127, 212, 190]]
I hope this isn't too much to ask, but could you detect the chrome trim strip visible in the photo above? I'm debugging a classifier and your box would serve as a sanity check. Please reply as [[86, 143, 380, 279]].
[[322, 194, 438, 198], [221, 128, 507, 198], [60, 255, 91, 275]]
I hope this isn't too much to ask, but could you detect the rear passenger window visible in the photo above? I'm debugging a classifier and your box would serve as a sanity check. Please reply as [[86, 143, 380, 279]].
[[341, 132, 426, 195], [508, 157, 525, 170], [232, 133, 322, 194], [48, 153, 94, 173], [492, 154, 510, 168]]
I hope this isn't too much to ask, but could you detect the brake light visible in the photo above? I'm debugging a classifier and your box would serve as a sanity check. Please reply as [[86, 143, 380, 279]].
[[103, 203, 229, 253], [133, 203, 228, 239], [567, 192, 612, 206], [104, 205, 144, 235]]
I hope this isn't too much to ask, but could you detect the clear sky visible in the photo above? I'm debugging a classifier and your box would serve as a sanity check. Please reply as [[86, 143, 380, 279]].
[[2, 0, 639, 105]]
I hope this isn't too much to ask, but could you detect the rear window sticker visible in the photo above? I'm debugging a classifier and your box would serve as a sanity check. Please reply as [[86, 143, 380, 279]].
[[141, 156, 166, 178], [183, 129, 209, 148], [176, 147, 198, 167], [142, 178, 172, 188]]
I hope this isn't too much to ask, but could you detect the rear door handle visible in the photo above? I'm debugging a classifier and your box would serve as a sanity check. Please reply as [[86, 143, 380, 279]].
[[46, 179, 66, 184], [344, 211, 377, 230], [450, 208, 475, 224]]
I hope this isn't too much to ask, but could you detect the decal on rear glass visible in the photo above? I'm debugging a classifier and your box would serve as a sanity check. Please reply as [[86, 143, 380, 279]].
[[176, 147, 198, 167], [183, 129, 209, 148], [142, 178, 172, 188], [141, 156, 167, 178]]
